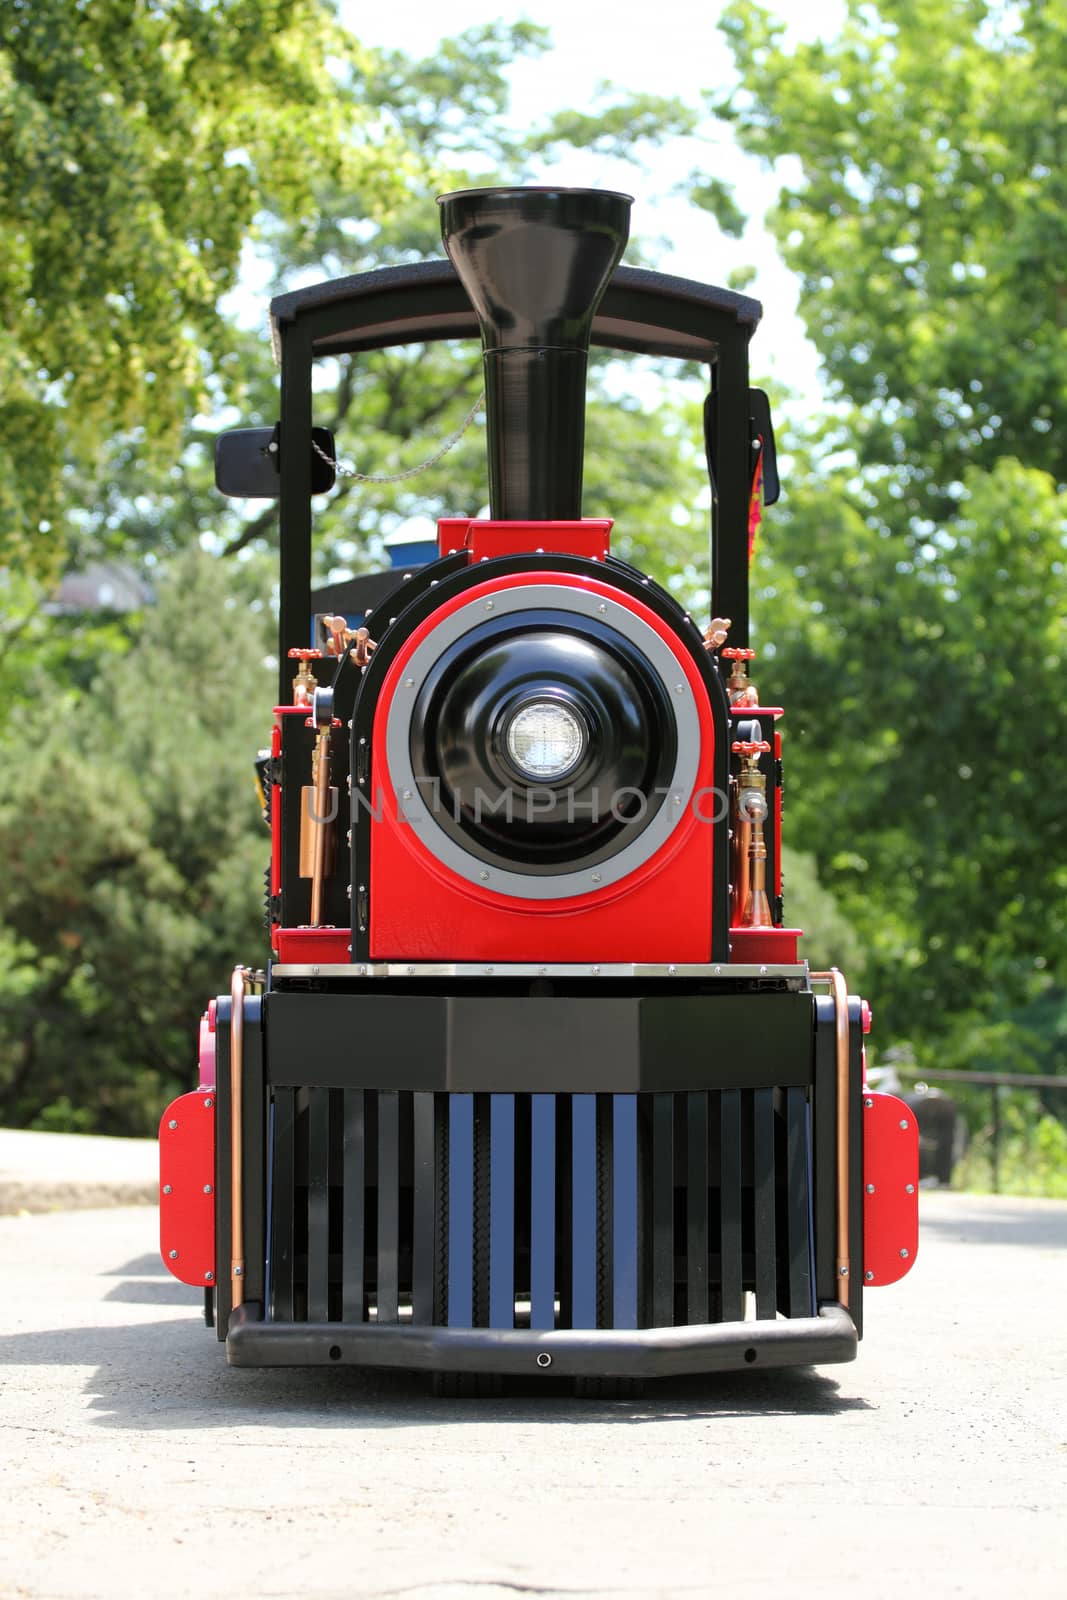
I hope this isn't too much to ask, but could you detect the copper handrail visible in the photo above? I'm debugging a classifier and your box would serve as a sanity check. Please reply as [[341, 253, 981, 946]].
[[229, 965, 252, 1309]]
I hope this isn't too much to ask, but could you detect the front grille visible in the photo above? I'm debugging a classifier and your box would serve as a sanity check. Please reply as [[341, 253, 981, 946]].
[[267, 1088, 815, 1329]]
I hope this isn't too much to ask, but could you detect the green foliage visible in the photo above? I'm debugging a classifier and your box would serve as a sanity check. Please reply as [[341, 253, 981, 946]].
[[720, 0, 1067, 498], [0, 554, 272, 1134], [0, 0, 400, 579]]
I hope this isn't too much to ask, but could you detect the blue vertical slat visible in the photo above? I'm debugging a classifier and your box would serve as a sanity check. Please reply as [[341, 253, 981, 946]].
[[530, 1093, 556, 1331], [612, 1095, 638, 1330], [447, 1094, 474, 1327], [489, 1094, 515, 1328], [571, 1094, 598, 1329]]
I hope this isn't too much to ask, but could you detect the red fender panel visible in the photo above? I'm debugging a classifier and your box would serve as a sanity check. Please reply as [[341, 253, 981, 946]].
[[863, 1091, 920, 1286], [159, 1091, 216, 1288]]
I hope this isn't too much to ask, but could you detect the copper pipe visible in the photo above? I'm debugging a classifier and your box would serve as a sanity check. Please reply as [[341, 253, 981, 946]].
[[811, 969, 851, 1304], [309, 727, 331, 926], [229, 965, 250, 1310]]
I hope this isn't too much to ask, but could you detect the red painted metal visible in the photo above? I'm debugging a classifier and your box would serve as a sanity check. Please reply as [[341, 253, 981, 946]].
[[774, 730, 783, 900], [159, 1090, 216, 1288], [861, 999, 873, 1034], [436, 516, 612, 562], [728, 927, 801, 964], [368, 571, 717, 962], [862, 1092, 920, 1286], [198, 1014, 214, 1088], [275, 927, 350, 963]]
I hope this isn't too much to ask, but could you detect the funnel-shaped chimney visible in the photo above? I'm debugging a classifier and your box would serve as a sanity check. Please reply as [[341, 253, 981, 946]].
[[438, 186, 632, 521]]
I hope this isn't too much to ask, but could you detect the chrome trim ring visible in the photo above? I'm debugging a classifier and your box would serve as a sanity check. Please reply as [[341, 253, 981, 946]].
[[383, 583, 703, 900]]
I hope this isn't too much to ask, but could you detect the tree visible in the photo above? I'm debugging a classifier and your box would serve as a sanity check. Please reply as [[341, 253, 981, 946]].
[[719, 0, 1067, 501], [0, 0, 398, 579], [0, 553, 273, 1134]]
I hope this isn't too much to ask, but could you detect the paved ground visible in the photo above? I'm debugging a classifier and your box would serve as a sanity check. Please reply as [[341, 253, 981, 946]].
[[0, 1129, 157, 1215], [0, 1191, 1064, 1600]]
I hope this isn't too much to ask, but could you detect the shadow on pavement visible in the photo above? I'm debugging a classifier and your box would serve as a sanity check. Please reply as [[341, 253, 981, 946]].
[[2, 1249, 874, 1429]]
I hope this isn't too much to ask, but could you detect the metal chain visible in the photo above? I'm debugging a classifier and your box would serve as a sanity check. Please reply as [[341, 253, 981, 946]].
[[312, 392, 484, 484]]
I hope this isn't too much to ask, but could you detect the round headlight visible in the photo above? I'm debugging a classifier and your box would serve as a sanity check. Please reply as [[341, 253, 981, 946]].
[[504, 699, 587, 781]]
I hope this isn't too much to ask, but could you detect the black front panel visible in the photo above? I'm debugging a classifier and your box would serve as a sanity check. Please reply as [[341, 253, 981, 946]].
[[265, 1085, 816, 1332]]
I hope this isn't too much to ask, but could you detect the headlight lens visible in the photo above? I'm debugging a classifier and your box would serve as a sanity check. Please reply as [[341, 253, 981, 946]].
[[504, 699, 586, 780]]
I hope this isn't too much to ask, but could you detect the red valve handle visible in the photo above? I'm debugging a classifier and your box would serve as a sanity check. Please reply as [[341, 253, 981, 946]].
[[287, 647, 323, 659], [721, 647, 756, 661], [731, 739, 770, 755]]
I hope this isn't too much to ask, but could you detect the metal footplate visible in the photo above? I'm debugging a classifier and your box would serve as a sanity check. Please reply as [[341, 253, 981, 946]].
[[226, 1302, 857, 1376]]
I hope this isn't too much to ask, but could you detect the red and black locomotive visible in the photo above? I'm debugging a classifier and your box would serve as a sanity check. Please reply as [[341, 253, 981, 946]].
[[159, 187, 918, 1389]]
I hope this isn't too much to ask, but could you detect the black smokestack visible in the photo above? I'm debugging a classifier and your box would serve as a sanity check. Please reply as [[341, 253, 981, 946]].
[[438, 186, 632, 521]]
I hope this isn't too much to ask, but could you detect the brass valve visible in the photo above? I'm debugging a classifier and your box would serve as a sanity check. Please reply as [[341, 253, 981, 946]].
[[722, 647, 759, 708], [287, 647, 322, 706], [703, 616, 732, 651], [730, 737, 772, 928]]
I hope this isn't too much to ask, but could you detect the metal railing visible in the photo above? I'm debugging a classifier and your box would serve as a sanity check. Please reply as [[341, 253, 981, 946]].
[[899, 1068, 1067, 1194]]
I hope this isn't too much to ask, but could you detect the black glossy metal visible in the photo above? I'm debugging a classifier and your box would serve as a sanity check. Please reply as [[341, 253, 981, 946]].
[[719, 1089, 743, 1323], [785, 1087, 815, 1318], [377, 1091, 400, 1324], [307, 1088, 330, 1320], [752, 1087, 776, 1319], [438, 187, 631, 520], [411, 613, 675, 871], [226, 1301, 858, 1374], [412, 1092, 435, 1325], [270, 1087, 296, 1322], [341, 1089, 366, 1322]]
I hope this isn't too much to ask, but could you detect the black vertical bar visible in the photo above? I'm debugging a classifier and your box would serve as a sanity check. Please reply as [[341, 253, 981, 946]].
[[686, 1092, 708, 1324], [341, 1089, 365, 1323], [448, 1094, 474, 1326], [412, 1092, 435, 1325], [489, 1095, 516, 1329], [785, 1087, 814, 1318], [812, 996, 837, 1305], [213, 1000, 232, 1340], [709, 335, 752, 647], [377, 1090, 400, 1323], [571, 1095, 598, 1329], [752, 1087, 776, 1319], [307, 1087, 330, 1322], [612, 1096, 638, 1331], [278, 320, 314, 698], [720, 1089, 743, 1322], [270, 1087, 295, 1322], [530, 1094, 556, 1331], [652, 1093, 675, 1328]]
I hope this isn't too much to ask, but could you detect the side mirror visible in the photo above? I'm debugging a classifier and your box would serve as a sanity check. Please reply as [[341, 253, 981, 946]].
[[214, 425, 337, 498], [748, 390, 779, 506]]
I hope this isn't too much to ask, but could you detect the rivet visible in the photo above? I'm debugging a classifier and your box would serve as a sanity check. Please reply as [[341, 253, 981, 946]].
[[168, 1119, 178, 1130], [404, 676, 414, 687], [598, 603, 607, 614], [759, 965, 768, 976], [864, 1097, 874, 1109], [675, 683, 684, 694], [162, 1184, 173, 1195], [536, 1352, 552, 1369], [591, 872, 602, 883], [864, 1270, 874, 1282], [899, 1119, 909, 1130], [668, 964, 677, 975], [234, 1266, 243, 1277], [204, 1098, 213, 1109], [203, 1184, 213, 1195], [204, 1271, 214, 1283], [406, 966, 415, 975], [402, 789, 413, 800], [839, 1265, 849, 1277], [905, 1183, 915, 1195], [591, 966, 600, 976], [899, 1248, 909, 1260], [479, 870, 490, 881], [311, 965, 320, 976], [866, 1183, 875, 1194], [169, 1249, 179, 1260], [485, 600, 494, 611]]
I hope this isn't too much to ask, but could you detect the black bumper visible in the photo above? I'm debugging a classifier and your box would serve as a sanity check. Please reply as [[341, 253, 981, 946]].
[[226, 1301, 857, 1376]]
